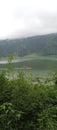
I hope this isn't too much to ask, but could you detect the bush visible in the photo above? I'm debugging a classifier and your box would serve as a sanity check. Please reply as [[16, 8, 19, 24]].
[[0, 71, 57, 129], [0, 102, 23, 130]]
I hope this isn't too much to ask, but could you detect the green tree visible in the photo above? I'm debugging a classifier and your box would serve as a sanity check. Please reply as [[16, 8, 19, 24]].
[[7, 55, 14, 79]]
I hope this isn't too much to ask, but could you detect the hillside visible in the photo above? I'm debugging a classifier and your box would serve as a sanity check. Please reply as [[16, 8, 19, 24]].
[[0, 33, 57, 57]]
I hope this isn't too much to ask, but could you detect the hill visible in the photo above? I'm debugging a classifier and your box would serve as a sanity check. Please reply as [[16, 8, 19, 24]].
[[0, 33, 57, 57]]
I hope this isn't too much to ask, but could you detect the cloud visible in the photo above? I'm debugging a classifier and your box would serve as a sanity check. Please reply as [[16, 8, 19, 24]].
[[0, 0, 57, 39]]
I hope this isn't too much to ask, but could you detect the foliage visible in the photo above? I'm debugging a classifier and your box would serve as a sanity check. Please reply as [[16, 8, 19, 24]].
[[0, 71, 57, 129], [0, 72, 13, 104], [0, 102, 23, 130]]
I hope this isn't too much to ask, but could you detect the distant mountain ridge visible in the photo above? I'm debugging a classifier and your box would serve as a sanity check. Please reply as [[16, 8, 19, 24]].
[[0, 33, 57, 57]]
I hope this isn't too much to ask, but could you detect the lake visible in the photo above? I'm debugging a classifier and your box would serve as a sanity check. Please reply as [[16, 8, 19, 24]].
[[0, 56, 57, 77]]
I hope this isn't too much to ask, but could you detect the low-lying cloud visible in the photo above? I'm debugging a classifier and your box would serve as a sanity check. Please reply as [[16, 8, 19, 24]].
[[0, 0, 57, 39]]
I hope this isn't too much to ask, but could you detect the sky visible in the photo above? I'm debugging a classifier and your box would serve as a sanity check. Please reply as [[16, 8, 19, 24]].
[[0, 0, 57, 39]]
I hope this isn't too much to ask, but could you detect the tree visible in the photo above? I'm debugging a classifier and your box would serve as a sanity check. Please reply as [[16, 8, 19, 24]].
[[7, 55, 14, 79]]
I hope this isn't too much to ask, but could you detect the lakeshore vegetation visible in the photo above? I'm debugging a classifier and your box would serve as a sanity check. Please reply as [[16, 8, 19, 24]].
[[0, 68, 57, 130]]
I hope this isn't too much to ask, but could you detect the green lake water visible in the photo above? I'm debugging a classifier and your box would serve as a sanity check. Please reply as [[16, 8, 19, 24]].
[[0, 57, 57, 77]]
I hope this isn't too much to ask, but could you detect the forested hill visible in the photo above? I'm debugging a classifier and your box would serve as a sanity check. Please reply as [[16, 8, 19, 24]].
[[0, 33, 57, 57]]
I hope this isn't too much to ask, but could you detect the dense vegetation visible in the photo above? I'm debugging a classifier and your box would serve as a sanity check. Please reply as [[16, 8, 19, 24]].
[[0, 33, 57, 57], [0, 70, 57, 130]]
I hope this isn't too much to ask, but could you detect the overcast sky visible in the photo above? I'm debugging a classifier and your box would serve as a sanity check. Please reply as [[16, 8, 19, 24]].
[[0, 0, 57, 39]]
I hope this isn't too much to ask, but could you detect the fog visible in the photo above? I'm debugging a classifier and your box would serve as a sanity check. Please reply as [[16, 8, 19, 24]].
[[0, 0, 57, 39]]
